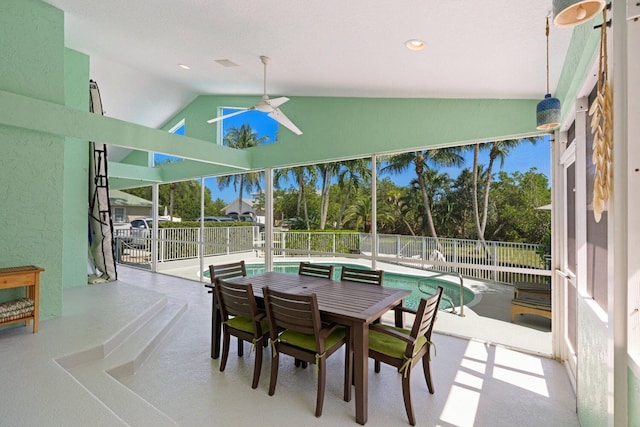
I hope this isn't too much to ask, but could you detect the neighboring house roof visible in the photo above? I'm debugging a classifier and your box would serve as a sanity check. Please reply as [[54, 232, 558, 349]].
[[224, 199, 254, 213], [109, 189, 153, 207]]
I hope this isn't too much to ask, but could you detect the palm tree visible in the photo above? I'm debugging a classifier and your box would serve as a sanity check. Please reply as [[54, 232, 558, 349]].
[[335, 159, 371, 229], [382, 148, 464, 239], [274, 166, 317, 229], [216, 124, 268, 213], [407, 169, 452, 237], [386, 189, 416, 236], [317, 162, 340, 230], [472, 138, 536, 243], [343, 196, 394, 233]]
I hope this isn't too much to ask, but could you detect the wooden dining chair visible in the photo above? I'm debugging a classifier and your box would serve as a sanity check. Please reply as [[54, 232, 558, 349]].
[[209, 260, 247, 282], [209, 261, 247, 356], [263, 287, 352, 417], [298, 262, 334, 279], [214, 279, 269, 389], [367, 286, 443, 426], [340, 266, 385, 373], [340, 266, 384, 286], [295, 262, 335, 369]]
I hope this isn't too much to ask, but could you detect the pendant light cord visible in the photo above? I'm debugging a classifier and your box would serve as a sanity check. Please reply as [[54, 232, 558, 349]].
[[545, 16, 550, 95]]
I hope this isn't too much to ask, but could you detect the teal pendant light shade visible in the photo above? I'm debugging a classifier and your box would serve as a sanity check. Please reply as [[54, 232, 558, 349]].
[[536, 16, 561, 131], [553, 0, 605, 27], [536, 94, 561, 130]]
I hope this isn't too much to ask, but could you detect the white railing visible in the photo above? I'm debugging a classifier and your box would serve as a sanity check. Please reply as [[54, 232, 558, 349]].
[[115, 228, 550, 284], [114, 226, 258, 267]]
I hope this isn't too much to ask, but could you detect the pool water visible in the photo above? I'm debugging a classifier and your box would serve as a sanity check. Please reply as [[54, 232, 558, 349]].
[[206, 262, 473, 311]]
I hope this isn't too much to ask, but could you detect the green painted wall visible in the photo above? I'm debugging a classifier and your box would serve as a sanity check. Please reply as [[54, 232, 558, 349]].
[[63, 48, 89, 289], [160, 95, 219, 142], [576, 298, 608, 426], [0, 0, 68, 319], [630, 368, 640, 426], [158, 94, 540, 176], [555, 19, 601, 122], [0, 0, 64, 104]]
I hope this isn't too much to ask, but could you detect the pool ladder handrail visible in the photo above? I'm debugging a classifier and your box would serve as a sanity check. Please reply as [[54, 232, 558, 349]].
[[417, 270, 465, 317]]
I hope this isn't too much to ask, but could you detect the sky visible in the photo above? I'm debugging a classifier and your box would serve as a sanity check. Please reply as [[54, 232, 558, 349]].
[[156, 114, 552, 205], [207, 136, 552, 204]]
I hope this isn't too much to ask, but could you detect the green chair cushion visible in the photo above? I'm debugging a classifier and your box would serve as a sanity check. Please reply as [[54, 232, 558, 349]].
[[279, 327, 346, 353], [225, 316, 269, 335], [368, 326, 427, 359]]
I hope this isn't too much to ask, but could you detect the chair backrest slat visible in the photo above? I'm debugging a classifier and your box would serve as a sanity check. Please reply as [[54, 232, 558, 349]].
[[407, 286, 443, 358], [264, 287, 321, 344], [209, 261, 246, 283], [215, 279, 259, 321], [298, 262, 334, 279], [340, 266, 383, 286]]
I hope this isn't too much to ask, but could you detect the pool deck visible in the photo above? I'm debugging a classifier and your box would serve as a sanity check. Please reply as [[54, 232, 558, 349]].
[[155, 253, 552, 356]]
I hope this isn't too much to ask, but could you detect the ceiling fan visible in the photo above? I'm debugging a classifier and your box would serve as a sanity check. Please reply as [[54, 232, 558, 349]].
[[207, 56, 303, 135]]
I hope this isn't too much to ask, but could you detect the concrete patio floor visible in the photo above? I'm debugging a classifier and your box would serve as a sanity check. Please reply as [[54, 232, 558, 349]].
[[0, 265, 574, 426]]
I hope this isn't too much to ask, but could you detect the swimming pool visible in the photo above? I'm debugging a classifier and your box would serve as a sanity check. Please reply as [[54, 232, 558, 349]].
[[206, 262, 473, 311]]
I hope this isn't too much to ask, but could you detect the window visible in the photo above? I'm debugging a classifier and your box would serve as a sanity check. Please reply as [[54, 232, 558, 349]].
[[154, 119, 185, 166], [113, 207, 125, 223], [218, 108, 278, 146]]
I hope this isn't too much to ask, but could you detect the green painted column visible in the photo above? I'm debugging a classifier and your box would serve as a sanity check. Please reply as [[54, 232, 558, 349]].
[[63, 48, 90, 289], [0, 0, 74, 319]]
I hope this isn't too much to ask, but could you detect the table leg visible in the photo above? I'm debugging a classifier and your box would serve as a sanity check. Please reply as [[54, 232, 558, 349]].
[[353, 322, 368, 425], [210, 290, 221, 359], [394, 299, 404, 328]]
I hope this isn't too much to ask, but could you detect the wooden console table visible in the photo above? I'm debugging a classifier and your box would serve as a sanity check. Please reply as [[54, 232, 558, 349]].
[[0, 265, 44, 333]]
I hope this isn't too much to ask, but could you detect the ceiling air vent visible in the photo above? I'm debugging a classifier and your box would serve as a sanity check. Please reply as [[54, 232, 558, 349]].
[[214, 59, 239, 67]]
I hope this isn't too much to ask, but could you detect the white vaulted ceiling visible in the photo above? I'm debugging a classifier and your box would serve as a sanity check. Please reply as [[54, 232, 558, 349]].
[[44, 0, 573, 131]]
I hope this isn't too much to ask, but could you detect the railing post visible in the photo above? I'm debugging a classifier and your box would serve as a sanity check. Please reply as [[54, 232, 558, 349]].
[[159, 229, 165, 263], [453, 240, 458, 270], [332, 233, 336, 254], [282, 233, 286, 257], [226, 227, 230, 255], [492, 243, 498, 282]]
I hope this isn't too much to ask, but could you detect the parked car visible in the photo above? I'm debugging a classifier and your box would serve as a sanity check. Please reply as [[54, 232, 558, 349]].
[[235, 215, 265, 232], [195, 216, 235, 222], [112, 222, 133, 240], [195, 215, 264, 231], [130, 218, 169, 247]]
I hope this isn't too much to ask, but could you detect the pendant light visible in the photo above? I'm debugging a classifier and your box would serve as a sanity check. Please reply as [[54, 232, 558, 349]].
[[536, 17, 561, 131], [553, 0, 605, 27]]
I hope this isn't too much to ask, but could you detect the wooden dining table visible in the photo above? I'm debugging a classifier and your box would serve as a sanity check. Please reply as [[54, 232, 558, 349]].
[[205, 271, 410, 425]]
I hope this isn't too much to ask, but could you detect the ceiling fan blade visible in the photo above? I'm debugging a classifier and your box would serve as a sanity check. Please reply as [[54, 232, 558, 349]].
[[266, 96, 289, 108], [206, 108, 250, 124], [268, 108, 303, 135]]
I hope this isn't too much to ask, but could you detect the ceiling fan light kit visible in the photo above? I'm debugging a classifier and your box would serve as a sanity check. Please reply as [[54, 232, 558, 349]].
[[552, 0, 606, 27], [536, 16, 561, 131], [207, 55, 303, 135]]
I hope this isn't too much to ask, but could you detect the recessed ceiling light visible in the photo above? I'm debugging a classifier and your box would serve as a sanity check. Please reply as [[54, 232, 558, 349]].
[[178, 64, 191, 70], [405, 39, 425, 51]]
